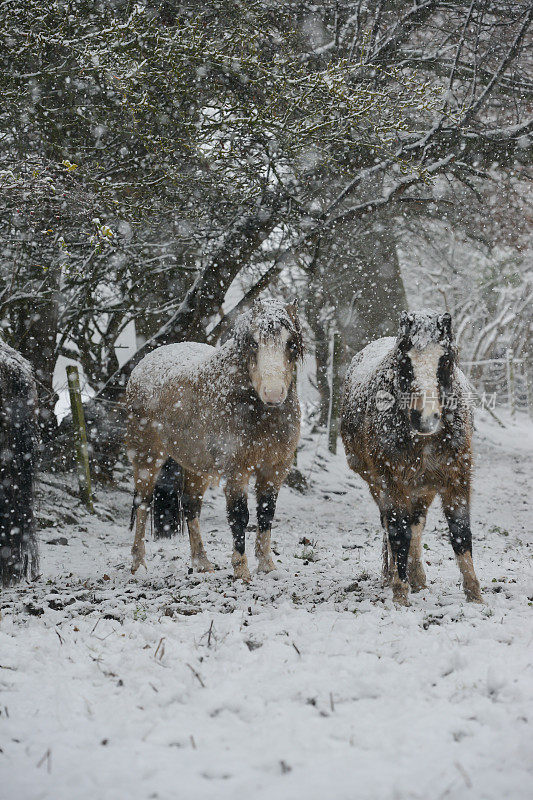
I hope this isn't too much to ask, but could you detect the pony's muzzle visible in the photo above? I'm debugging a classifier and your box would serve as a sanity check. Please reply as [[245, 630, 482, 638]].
[[261, 386, 287, 406], [410, 408, 442, 435]]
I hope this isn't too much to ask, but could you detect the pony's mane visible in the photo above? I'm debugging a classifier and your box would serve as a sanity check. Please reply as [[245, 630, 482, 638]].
[[398, 310, 453, 350], [232, 299, 304, 359]]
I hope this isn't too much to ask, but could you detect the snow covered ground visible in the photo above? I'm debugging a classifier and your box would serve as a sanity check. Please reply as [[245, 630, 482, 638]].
[[1, 412, 532, 800]]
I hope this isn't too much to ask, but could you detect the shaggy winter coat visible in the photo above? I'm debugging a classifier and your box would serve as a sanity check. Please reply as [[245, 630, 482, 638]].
[[341, 311, 482, 605]]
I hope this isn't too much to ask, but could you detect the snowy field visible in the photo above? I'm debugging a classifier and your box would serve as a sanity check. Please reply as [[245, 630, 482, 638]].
[[1, 412, 532, 800]]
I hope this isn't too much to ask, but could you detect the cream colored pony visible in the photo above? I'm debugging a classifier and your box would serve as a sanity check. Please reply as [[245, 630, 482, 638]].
[[125, 300, 303, 582]]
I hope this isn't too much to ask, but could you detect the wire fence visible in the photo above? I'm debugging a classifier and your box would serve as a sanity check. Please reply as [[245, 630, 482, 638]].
[[461, 351, 532, 418]]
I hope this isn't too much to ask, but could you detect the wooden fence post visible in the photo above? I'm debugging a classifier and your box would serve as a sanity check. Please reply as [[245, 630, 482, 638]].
[[328, 331, 342, 455], [66, 365, 94, 512], [506, 348, 515, 418], [293, 363, 298, 466]]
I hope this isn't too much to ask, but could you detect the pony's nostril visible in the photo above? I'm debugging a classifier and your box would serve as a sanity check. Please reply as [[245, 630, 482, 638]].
[[262, 387, 285, 405], [410, 410, 422, 428]]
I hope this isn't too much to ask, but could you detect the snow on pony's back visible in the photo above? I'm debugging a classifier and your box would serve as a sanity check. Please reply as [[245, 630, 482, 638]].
[[0, 337, 36, 385], [345, 337, 397, 397], [128, 342, 215, 406], [127, 299, 301, 409]]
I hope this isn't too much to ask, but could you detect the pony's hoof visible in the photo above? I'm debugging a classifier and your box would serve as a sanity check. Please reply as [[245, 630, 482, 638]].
[[393, 595, 411, 607], [234, 565, 251, 583], [232, 552, 250, 582], [192, 556, 215, 573], [392, 581, 410, 606], [464, 578, 483, 603], [408, 564, 427, 593], [257, 558, 276, 574], [131, 557, 146, 575]]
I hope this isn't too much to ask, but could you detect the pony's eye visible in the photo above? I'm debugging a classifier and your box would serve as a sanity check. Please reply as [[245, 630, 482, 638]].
[[287, 339, 297, 358]]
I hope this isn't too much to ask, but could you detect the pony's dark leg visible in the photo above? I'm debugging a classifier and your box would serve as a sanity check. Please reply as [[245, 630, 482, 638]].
[[373, 488, 393, 586], [381, 524, 393, 586], [385, 509, 412, 605], [225, 475, 251, 582], [255, 469, 284, 573], [441, 487, 482, 602], [182, 471, 213, 573], [153, 458, 183, 539], [370, 486, 391, 585]]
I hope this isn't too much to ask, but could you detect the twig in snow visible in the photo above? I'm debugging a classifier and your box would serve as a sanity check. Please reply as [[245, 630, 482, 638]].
[[142, 725, 156, 742], [154, 637, 165, 661], [186, 663, 205, 687], [55, 629, 63, 646], [36, 748, 52, 773], [190, 735, 197, 750], [93, 629, 118, 642], [455, 761, 472, 789], [199, 619, 218, 648], [329, 692, 335, 712], [292, 642, 301, 657]]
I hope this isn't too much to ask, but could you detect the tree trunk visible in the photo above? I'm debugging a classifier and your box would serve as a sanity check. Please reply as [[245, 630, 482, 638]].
[[317, 215, 407, 357], [304, 270, 331, 427], [96, 193, 285, 402], [16, 265, 61, 447], [314, 319, 331, 427], [345, 222, 407, 353]]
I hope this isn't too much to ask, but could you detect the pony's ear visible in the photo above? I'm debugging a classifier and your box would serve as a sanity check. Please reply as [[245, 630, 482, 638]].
[[285, 301, 304, 359], [398, 310, 412, 346], [438, 312, 452, 340]]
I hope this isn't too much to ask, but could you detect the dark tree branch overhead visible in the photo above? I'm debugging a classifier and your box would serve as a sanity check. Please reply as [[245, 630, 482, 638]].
[[369, 0, 439, 65], [460, 4, 533, 125]]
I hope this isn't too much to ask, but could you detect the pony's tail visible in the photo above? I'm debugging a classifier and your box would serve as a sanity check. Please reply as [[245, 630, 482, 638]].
[[0, 374, 39, 587], [153, 458, 184, 539]]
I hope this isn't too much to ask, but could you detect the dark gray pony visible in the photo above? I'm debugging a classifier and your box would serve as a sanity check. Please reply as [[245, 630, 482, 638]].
[[0, 339, 39, 586], [341, 311, 482, 606]]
